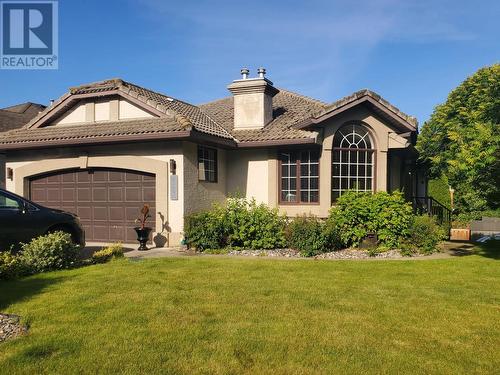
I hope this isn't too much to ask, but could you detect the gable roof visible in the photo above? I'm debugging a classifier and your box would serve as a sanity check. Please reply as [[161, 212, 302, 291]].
[[0, 102, 46, 133], [25, 79, 234, 140], [0, 78, 418, 150], [295, 89, 418, 132]]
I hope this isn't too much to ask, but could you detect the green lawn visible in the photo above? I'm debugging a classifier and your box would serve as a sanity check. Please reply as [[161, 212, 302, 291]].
[[1, 244, 499, 374]]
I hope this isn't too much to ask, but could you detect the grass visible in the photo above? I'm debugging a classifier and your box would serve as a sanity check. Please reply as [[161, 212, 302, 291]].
[[0, 243, 499, 374]]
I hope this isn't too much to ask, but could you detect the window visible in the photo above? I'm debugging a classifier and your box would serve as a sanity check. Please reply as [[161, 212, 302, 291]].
[[198, 146, 217, 182], [280, 150, 319, 204], [332, 123, 374, 200], [0, 191, 20, 209]]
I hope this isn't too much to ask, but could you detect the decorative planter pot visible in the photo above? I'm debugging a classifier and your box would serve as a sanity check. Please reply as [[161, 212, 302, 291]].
[[134, 227, 153, 251]]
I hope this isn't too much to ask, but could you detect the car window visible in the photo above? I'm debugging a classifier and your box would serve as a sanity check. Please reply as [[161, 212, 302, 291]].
[[0, 192, 20, 209]]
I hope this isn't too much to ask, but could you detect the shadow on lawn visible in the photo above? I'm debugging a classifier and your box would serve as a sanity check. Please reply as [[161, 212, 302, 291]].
[[0, 276, 69, 311], [446, 240, 500, 260]]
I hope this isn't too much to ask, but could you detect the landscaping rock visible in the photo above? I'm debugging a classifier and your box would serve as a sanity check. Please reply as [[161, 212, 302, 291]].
[[0, 313, 28, 342], [218, 248, 425, 259], [315, 248, 420, 260], [227, 249, 302, 258]]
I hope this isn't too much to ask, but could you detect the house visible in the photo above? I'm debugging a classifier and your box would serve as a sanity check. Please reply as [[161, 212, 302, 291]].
[[0, 69, 426, 246], [0, 102, 46, 187]]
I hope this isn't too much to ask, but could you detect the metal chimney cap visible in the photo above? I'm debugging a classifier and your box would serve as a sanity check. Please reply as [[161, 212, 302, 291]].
[[257, 67, 266, 78], [240, 68, 250, 79]]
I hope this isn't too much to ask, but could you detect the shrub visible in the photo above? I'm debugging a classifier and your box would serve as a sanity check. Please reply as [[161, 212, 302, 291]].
[[184, 209, 225, 251], [329, 191, 414, 248], [222, 198, 286, 249], [184, 198, 286, 251], [20, 231, 80, 274], [286, 216, 342, 257], [403, 215, 447, 254], [0, 251, 26, 280], [91, 243, 124, 264]]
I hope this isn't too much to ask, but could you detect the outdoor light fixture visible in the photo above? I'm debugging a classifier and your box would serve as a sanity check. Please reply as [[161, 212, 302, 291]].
[[7, 167, 13, 180], [169, 159, 176, 175]]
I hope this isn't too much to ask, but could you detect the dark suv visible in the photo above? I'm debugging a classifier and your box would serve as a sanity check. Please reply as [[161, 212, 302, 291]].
[[0, 188, 85, 250]]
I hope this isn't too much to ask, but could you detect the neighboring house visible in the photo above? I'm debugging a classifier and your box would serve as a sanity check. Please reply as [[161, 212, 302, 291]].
[[0, 102, 46, 187], [0, 69, 426, 246]]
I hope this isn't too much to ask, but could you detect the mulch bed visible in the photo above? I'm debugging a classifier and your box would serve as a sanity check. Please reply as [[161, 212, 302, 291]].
[[0, 313, 28, 343]]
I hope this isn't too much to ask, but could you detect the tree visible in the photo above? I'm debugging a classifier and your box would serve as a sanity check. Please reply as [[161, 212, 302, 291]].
[[417, 64, 500, 213]]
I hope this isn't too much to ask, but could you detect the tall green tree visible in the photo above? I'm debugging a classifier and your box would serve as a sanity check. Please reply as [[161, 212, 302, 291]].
[[417, 64, 500, 212]]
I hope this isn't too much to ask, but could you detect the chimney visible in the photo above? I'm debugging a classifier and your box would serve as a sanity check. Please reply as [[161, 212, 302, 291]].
[[227, 67, 279, 130]]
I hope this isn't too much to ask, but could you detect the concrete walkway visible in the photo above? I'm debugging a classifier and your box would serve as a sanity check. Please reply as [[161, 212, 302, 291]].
[[83, 242, 191, 259]]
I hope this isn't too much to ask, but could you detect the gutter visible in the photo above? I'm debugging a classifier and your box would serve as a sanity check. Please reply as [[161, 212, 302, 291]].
[[0, 130, 192, 151]]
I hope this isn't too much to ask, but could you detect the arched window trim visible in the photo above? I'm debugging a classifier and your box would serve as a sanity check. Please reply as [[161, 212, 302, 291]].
[[332, 123, 376, 201]]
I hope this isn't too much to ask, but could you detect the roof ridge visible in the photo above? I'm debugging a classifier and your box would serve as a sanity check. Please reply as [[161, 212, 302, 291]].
[[198, 96, 232, 107], [69, 78, 124, 93], [276, 88, 328, 107], [322, 89, 418, 127], [196, 106, 236, 140], [122, 80, 198, 110], [121, 80, 235, 140]]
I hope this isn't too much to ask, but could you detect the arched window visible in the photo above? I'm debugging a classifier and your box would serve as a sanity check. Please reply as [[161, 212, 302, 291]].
[[332, 123, 375, 200]]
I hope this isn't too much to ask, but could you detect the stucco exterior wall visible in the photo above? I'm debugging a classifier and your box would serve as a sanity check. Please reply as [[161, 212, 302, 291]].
[[4, 142, 183, 246], [226, 149, 269, 203], [183, 141, 227, 216], [52, 98, 154, 126]]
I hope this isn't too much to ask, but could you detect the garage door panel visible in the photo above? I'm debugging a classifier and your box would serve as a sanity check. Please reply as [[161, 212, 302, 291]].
[[62, 188, 75, 202], [142, 174, 155, 182], [109, 226, 125, 242], [108, 171, 124, 182], [30, 168, 156, 242], [47, 175, 60, 183], [62, 173, 76, 183], [143, 186, 155, 202], [91, 170, 107, 181], [125, 228, 138, 243], [47, 188, 60, 202], [92, 187, 107, 201], [31, 187, 47, 202], [77, 206, 91, 220], [125, 173, 140, 181], [125, 207, 138, 221], [109, 187, 123, 202], [109, 207, 124, 221], [93, 206, 108, 221], [77, 188, 91, 201], [125, 187, 141, 201], [93, 225, 109, 241], [77, 171, 91, 182]]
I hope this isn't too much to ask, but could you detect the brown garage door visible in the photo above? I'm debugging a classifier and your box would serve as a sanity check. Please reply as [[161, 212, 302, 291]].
[[30, 169, 156, 242]]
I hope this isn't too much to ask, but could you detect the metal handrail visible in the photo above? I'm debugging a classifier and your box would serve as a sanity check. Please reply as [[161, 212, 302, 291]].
[[411, 196, 452, 232]]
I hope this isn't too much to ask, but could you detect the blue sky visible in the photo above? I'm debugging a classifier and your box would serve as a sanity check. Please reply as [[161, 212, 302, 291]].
[[0, 0, 499, 124]]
